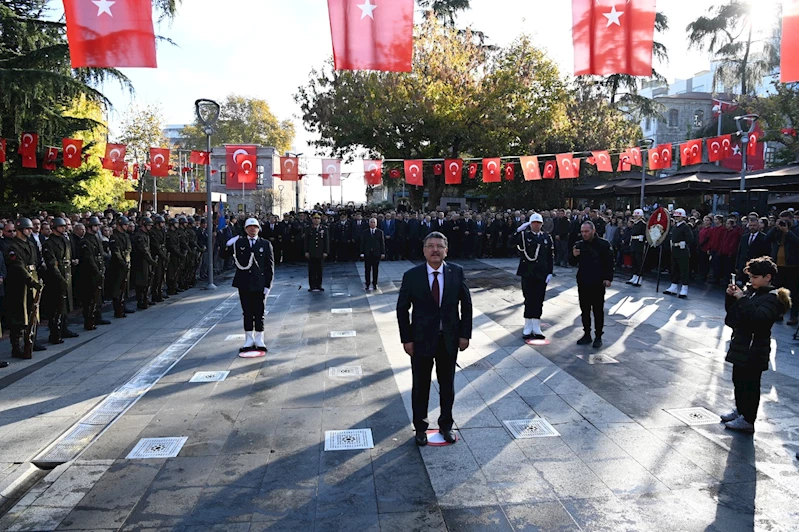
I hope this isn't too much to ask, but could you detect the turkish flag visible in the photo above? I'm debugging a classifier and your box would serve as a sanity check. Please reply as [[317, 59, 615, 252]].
[[520, 156, 541, 181], [389, 168, 401, 179], [364, 160, 383, 185], [482, 158, 501, 183], [747, 132, 760, 156], [707, 135, 732, 163], [556, 153, 580, 179], [322, 159, 342, 186], [18, 132, 37, 156], [572, 0, 656, 76], [0, 139, 6, 163], [150, 148, 170, 177], [280, 156, 300, 182], [103, 143, 126, 171], [445, 159, 462, 185], [617, 153, 631, 172], [504, 163, 515, 181], [190, 150, 210, 165], [467, 163, 478, 179], [679, 139, 703, 166], [781, 0, 799, 83], [327, 0, 414, 72], [43, 147, 59, 171], [63, 0, 157, 68], [591, 151, 613, 172], [712, 98, 738, 117], [238, 155, 257, 184], [543, 161, 557, 179], [21, 151, 37, 169], [62, 138, 83, 168], [226, 145, 258, 189], [782, 128, 798, 137], [433, 163, 443, 176], [404, 160, 423, 186], [628, 147, 642, 167], [648, 143, 673, 170]]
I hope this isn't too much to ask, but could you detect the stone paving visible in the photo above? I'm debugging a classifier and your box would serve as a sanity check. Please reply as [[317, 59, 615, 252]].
[[0, 259, 797, 531]]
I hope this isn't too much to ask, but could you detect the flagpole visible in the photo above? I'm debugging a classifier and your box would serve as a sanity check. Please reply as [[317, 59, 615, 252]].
[[735, 114, 759, 192]]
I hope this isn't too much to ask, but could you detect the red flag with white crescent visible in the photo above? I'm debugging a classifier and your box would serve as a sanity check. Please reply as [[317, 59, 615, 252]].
[[433, 163, 443, 176], [504, 163, 515, 181], [679, 139, 703, 166], [43, 147, 59, 170], [280, 156, 300, 181], [62, 138, 83, 168], [482, 158, 501, 183], [556, 153, 579, 179], [150, 148, 170, 177], [364, 160, 383, 185], [0, 139, 5, 163], [747, 131, 759, 156], [467, 162, 478, 179], [389, 168, 401, 179], [591, 150, 613, 172], [617, 152, 631, 172], [404, 160, 423, 186], [103, 143, 126, 171], [628, 147, 642, 167], [781, 0, 799, 83], [190, 150, 210, 165], [520, 156, 541, 181], [648, 143, 672, 170], [543, 160, 557, 179], [226, 145, 257, 189], [322, 159, 342, 186], [707, 135, 732, 163], [238, 154, 257, 184], [445, 159, 462, 184]]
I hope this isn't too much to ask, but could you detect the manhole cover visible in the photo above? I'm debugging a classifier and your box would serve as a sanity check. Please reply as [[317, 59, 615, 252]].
[[189, 371, 230, 383], [325, 429, 374, 451], [127, 437, 188, 459], [576, 354, 619, 365], [464, 360, 493, 370], [331, 308, 353, 314], [330, 331, 356, 338], [225, 334, 245, 341], [504, 418, 560, 439], [329, 366, 363, 377], [665, 407, 719, 426]]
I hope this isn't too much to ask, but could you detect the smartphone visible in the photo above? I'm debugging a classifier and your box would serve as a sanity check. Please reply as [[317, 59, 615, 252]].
[[731, 273, 737, 287]]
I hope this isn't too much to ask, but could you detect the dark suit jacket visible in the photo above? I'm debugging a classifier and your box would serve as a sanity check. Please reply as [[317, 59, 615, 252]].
[[737, 231, 770, 273], [361, 228, 385, 258], [397, 262, 473, 358]]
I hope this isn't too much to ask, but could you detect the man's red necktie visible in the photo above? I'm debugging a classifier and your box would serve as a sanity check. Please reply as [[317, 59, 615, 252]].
[[432, 271, 440, 307]]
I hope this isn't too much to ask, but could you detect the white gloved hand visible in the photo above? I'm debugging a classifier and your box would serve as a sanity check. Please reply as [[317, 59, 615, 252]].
[[226, 235, 240, 247], [263, 287, 270, 297], [545, 274, 552, 284], [516, 221, 531, 233]]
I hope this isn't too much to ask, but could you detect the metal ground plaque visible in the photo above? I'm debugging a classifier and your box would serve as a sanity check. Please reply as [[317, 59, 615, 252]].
[[576, 354, 619, 365], [225, 334, 245, 341], [330, 331, 357, 338], [127, 437, 188, 459], [665, 407, 719, 426], [325, 429, 374, 451], [331, 308, 352, 314], [329, 366, 363, 378], [189, 371, 230, 383], [504, 418, 560, 439]]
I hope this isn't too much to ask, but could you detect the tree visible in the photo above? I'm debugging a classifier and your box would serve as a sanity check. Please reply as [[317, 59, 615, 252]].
[[296, 15, 570, 209], [748, 82, 799, 166], [180, 95, 295, 155], [417, 0, 471, 26], [686, 0, 781, 96], [0, 0, 179, 213]]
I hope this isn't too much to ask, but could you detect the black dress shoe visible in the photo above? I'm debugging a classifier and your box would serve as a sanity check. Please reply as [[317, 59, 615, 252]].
[[96, 319, 111, 325], [319, 287, 325, 291], [49, 337, 64, 345], [415, 432, 428, 446], [522, 333, 534, 340], [62, 330, 79, 338], [532, 333, 546, 340], [0, 360, 8, 368], [440, 429, 456, 443], [33, 343, 47, 352], [576, 333, 592, 345], [125, 307, 136, 314], [592, 336, 603, 349]]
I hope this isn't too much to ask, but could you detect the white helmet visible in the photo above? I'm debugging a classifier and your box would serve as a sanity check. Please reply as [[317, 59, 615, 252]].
[[530, 213, 543, 223], [245, 218, 261, 228], [633, 209, 644, 217], [673, 208, 686, 217]]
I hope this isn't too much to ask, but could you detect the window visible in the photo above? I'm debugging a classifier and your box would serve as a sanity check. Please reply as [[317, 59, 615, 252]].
[[765, 146, 776, 164], [220, 164, 226, 185], [693, 110, 704, 128], [645, 118, 651, 130], [668, 109, 679, 127], [257, 165, 264, 186]]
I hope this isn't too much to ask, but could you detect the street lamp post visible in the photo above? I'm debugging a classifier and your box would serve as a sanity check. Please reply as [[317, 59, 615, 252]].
[[639, 138, 654, 210], [195, 99, 221, 290], [286, 152, 303, 211], [278, 184, 284, 215], [735, 114, 759, 192]]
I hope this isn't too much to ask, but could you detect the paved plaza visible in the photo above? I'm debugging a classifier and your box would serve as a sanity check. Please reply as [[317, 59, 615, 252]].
[[0, 259, 798, 531]]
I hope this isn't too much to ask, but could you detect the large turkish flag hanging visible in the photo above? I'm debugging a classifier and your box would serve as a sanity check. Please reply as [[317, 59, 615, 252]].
[[482, 158, 501, 183], [237, 155, 258, 184], [322, 159, 342, 186], [150, 148, 171, 177], [62, 138, 83, 168], [556, 154, 580, 179], [445, 159, 462, 185], [572, 0, 656, 76], [103, 143, 126, 171], [520, 156, 541, 181], [63, 0, 157, 68], [364, 160, 383, 185], [18, 132, 38, 156], [404, 160, 423, 186], [43, 147, 59, 171], [782, 0, 799, 83], [226, 146, 257, 189], [327, 0, 414, 72], [280, 156, 300, 182]]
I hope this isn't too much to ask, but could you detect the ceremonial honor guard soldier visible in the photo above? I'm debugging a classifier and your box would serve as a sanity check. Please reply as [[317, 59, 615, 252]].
[[79, 216, 111, 330], [5, 218, 45, 359], [664, 208, 693, 299], [227, 218, 275, 353], [304, 212, 329, 292], [42, 217, 79, 344], [514, 213, 554, 340], [627, 209, 646, 287]]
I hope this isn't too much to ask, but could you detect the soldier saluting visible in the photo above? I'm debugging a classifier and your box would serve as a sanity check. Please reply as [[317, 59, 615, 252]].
[[42, 218, 79, 344], [226, 218, 275, 353], [514, 213, 554, 340], [304, 212, 329, 292], [626, 209, 646, 287], [5, 218, 45, 359]]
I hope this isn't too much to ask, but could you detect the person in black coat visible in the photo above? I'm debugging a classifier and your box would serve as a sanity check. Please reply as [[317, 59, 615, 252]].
[[569, 220, 614, 348], [736, 219, 769, 281], [722, 256, 790, 432], [360, 218, 385, 290], [227, 218, 275, 352], [396, 231, 472, 446]]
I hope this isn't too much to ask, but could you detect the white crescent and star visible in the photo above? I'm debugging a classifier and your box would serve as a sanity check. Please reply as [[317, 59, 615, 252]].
[[109, 148, 121, 161], [409, 164, 420, 175], [602, 5, 624, 27], [711, 141, 720, 153], [284, 159, 296, 172], [241, 160, 253, 172], [22, 133, 33, 147], [662, 148, 671, 160], [732, 145, 741, 156], [357, 0, 377, 20], [525, 161, 535, 170], [232, 149, 249, 164], [448, 162, 459, 174], [66, 144, 77, 157], [153, 154, 165, 166], [92, 0, 115, 17], [487, 161, 498, 173], [325, 164, 339, 174], [366, 163, 378, 172]]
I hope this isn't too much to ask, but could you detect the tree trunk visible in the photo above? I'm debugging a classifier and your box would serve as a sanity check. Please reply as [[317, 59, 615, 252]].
[[741, 23, 753, 96], [427, 174, 445, 210]]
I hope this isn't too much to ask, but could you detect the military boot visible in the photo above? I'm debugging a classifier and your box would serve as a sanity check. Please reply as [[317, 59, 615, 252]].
[[49, 316, 64, 344], [10, 327, 29, 359], [113, 298, 125, 319]]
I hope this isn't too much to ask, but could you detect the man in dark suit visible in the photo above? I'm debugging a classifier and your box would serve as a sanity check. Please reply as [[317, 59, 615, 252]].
[[227, 218, 275, 352], [737, 218, 769, 281], [396, 231, 473, 446], [406, 213, 421, 260], [360, 218, 385, 290], [382, 213, 396, 260]]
